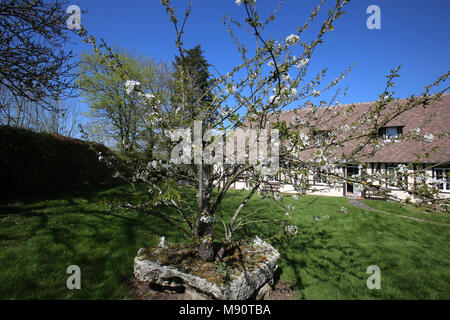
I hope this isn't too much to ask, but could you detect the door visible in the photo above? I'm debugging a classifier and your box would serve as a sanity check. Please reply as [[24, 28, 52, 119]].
[[346, 166, 359, 195]]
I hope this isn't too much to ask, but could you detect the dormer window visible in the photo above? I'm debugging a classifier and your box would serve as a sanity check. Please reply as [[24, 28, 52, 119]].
[[379, 126, 403, 139]]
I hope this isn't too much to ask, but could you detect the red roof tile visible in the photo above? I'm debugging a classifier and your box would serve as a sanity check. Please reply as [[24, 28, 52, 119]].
[[275, 94, 450, 164]]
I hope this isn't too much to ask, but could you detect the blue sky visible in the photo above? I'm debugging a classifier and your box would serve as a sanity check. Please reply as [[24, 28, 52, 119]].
[[66, 0, 449, 134]]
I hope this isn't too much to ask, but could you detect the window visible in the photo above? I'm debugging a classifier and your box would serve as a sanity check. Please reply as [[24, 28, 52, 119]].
[[386, 166, 397, 187], [386, 165, 408, 188], [283, 170, 294, 184], [386, 127, 398, 138], [435, 168, 450, 191], [379, 126, 403, 139]]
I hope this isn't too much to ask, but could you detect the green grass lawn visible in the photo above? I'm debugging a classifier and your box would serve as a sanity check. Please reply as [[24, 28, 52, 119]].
[[0, 184, 449, 299], [363, 199, 450, 224]]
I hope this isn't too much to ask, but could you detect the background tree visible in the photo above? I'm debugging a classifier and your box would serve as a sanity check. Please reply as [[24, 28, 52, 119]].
[[0, 0, 78, 110], [0, 85, 80, 137], [172, 45, 215, 122], [77, 48, 173, 159]]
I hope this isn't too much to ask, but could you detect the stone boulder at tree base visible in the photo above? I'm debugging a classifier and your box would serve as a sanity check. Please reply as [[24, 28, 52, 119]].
[[133, 239, 280, 300]]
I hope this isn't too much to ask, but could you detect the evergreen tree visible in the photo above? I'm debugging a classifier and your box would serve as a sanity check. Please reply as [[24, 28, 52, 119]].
[[172, 45, 215, 124]]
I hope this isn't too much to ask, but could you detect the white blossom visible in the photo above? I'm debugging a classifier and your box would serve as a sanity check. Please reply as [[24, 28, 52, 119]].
[[423, 133, 434, 142], [299, 132, 310, 146], [200, 215, 216, 224], [294, 116, 306, 125], [226, 84, 237, 94], [312, 90, 321, 97], [296, 58, 309, 69], [269, 95, 277, 104], [161, 162, 170, 170], [235, 0, 241, 5], [281, 86, 290, 95], [282, 73, 292, 82], [148, 160, 158, 169], [124, 80, 140, 94], [158, 236, 166, 248], [398, 164, 408, 174], [138, 92, 155, 100], [286, 34, 300, 46], [339, 206, 348, 214], [284, 225, 299, 236]]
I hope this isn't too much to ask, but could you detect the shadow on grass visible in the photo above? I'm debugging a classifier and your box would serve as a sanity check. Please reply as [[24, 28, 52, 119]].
[[1, 185, 449, 299], [0, 182, 154, 206], [0, 183, 194, 299]]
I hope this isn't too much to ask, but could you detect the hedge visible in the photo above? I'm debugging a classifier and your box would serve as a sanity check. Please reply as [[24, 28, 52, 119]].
[[0, 125, 118, 199]]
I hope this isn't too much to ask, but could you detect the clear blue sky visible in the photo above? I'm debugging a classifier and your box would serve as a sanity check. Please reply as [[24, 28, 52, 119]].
[[66, 0, 449, 133]]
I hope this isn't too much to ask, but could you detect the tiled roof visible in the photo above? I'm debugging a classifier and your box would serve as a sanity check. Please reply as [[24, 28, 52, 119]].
[[275, 94, 450, 164]]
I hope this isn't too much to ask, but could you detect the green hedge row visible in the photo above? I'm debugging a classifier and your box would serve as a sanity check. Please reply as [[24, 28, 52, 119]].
[[0, 125, 118, 199]]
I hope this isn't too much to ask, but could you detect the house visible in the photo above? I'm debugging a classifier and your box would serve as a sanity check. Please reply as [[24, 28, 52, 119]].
[[231, 94, 450, 202]]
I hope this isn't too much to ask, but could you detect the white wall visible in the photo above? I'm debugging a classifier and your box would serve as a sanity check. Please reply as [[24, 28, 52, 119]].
[[227, 163, 450, 202]]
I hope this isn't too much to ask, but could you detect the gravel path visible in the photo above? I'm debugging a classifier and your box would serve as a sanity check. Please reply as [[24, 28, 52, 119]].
[[347, 198, 383, 212], [347, 198, 450, 227]]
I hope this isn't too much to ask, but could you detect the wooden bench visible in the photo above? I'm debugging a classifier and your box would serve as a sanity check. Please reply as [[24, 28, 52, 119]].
[[262, 181, 281, 192], [365, 188, 387, 201]]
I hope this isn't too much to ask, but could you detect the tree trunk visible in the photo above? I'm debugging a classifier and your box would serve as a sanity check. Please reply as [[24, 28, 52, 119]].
[[196, 219, 215, 262], [195, 160, 215, 262]]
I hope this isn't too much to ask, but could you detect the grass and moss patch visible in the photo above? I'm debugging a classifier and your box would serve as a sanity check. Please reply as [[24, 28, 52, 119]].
[[141, 242, 273, 286]]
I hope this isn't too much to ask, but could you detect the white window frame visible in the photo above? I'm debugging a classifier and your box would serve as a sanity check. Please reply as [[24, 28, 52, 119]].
[[435, 168, 450, 191], [385, 127, 398, 138], [386, 166, 398, 188]]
